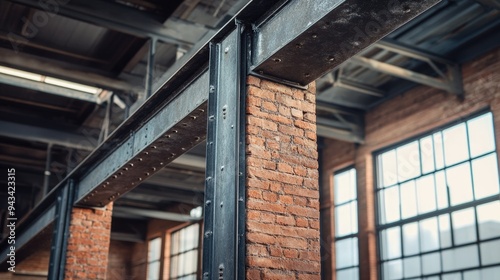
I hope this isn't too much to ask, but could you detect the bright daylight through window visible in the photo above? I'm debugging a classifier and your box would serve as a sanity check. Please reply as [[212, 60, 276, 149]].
[[334, 168, 359, 280], [376, 112, 500, 279], [170, 223, 200, 280], [147, 237, 162, 280]]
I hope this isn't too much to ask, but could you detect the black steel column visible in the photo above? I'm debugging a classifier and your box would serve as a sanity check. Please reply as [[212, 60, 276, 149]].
[[202, 22, 248, 280], [47, 179, 74, 280]]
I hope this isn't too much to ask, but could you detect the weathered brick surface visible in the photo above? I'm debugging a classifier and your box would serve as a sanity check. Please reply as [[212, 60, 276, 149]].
[[321, 48, 500, 280], [64, 204, 113, 280], [246, 77, 320, 279]]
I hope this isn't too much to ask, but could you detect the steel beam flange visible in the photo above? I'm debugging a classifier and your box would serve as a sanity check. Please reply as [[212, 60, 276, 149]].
[[252, 0, 441, 85], [77, 104, 207, 207]]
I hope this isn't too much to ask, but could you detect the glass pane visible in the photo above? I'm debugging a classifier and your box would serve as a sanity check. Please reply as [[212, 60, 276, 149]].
[[380, 151, 398, 187], [452, 207, 477, 245], [434, 132, 445, 170], [170, 255, 178, 277], [383, 227, 401, 259], [404, 256, 421, 278], [446, 163, 473, 206], [480, 239, 500, 265], [383, 260, 403, 280], [172, 232, 179, 255], [335, 168, 357, 204], [401, 180, 418, 219], [148, 238, 162, 261], [443, 123, 469, 166], [422, 252, 441, 275], [147, 261, 160, 280], [442, 273, 461, 280], [403, 222, 420, 256], [435, 171, 448, 209], [336, 201, 358, 237], [468, 113, 495, 157], [383, 186, 400, 224], [481, 266, 500, 279], [472, 154, 500, 199], [397, 141, 421, 182], [336, 238, 358, 268], [442, 245, 479, 272], [337, 267, 359, 280], [463, 269, 481, 280], [420, 136, 435, 173], [477, 201, 500, 240], [419, 217, 439, 252], [416, 174, 437, 214], [439, 214, 452, 248]]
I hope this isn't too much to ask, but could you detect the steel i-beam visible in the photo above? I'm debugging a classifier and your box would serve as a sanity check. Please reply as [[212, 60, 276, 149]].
[[202, 23, 248, 280]]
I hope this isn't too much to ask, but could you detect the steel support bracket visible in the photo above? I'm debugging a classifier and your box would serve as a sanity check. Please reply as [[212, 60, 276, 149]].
[[202, 22, 248, 280]]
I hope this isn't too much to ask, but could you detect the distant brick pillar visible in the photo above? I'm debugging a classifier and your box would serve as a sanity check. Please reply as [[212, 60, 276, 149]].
[[245, 77, 320, 279], [64, 203, 113, 279]]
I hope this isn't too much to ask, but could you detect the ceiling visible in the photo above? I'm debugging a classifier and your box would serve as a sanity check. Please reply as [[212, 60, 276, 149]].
[[0, 0, 498, 242]]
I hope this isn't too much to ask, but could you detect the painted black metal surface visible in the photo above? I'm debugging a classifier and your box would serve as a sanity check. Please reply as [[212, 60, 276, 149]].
[[253, 0, 441, 85], [48, 180, 74, 280], [203, 23, 248, 280]]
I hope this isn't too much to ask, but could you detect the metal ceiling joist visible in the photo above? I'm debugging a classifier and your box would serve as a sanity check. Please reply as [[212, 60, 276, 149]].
[[0, 120, 96, 151], [6, 0, 203, 46], [0, 73, 100, 104], [317, 124, 364, 144], [0, 48, 140, 93], [350, 39, 464, 95], [316, 116, 364, 144], [113, 206, 197, 222]]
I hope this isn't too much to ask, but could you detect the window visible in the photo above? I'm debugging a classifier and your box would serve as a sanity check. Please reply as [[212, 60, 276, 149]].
[[375, 112, 500, 280], [147, 237, 162, 280], [170, 223, 200, 280], [334, 168, 359, 280]]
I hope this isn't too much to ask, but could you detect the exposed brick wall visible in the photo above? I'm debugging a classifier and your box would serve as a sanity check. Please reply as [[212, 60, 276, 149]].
[[64, 204, 113, 280], [245, 77, 321, 280], [321, 47, 500, 280], [130, 241, 147, 280], [107, 240, 134, 280]]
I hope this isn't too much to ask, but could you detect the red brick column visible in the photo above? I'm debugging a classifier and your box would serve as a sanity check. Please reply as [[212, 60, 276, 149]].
[[245, 77, 320, 279], [64, 203, 113, 279]]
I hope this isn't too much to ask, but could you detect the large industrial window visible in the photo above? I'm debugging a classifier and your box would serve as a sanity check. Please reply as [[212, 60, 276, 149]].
[[334, 168, 359, 280], [147, 237, 162, 280], [375, 112, 500, 280], [170, 223, 200, 280]]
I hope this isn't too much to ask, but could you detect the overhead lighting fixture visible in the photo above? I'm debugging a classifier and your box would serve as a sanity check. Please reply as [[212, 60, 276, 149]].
[[0, 65, 103, 95], [0, 65, 42, 81], [44, 77, 102, 95]]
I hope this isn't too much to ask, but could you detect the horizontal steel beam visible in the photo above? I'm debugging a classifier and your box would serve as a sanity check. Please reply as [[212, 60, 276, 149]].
[[0, 120, 96, 151], [317, 124, 364, 143], [171, 153, 206, 170], [349, 56, 459, 93], [334, 77, 385, 98], [0, 73, 100, 103], [0, 48, 141, 93], [113, 206, 197, 222], [252, 0, 440, 85], [76, 71, 209, 206], [6, 0, 201, 46]]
